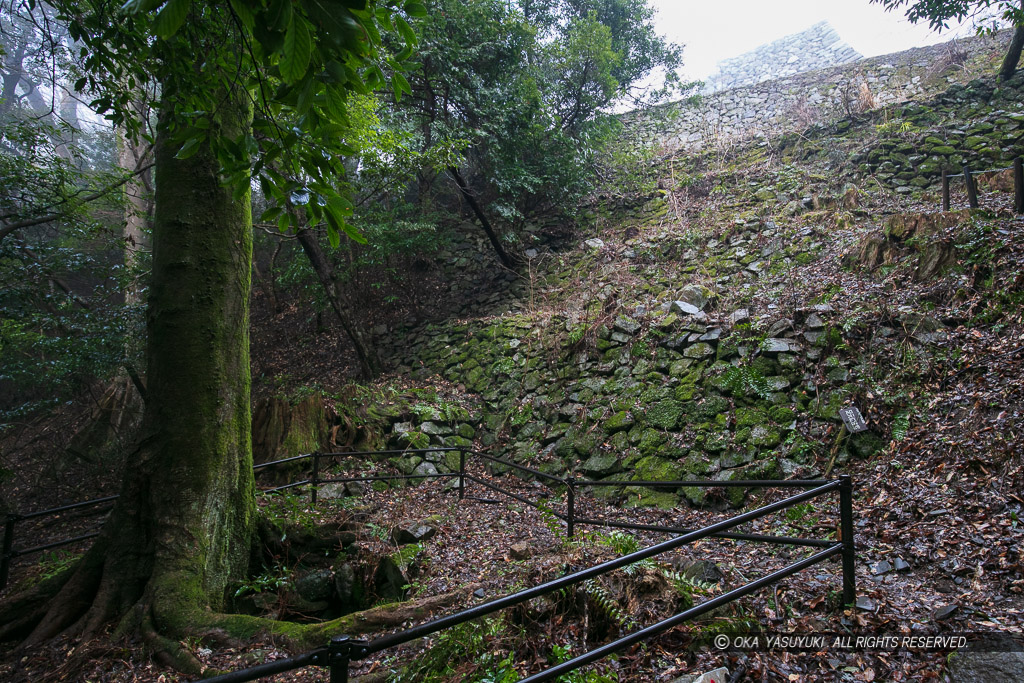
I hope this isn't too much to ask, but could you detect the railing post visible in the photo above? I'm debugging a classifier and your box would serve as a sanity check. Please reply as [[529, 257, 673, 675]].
[[963, 164, 979, 209], [329, 635, 351, 683], [310, 452, 320, 509], [458, 449, 466, 500], [839, 475, 857, 606], [1, 515, 16, 590], [941, 168, 950, 211], [566, 477, 576, 540], [1014, 157, 1023, 214]]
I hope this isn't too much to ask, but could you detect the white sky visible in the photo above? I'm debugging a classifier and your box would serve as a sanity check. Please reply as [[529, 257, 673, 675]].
[[649, 0, 991, 81]]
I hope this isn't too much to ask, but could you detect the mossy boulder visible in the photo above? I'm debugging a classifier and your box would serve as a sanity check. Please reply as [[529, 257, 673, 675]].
[[685, 396, 730, 422], [749, 425, 782, 448], [637, 428, 668, 456], [848, 430, 885, 458], [604, 411, 635, 434], [647, 400, 684, 430], [702, 431, 730, 452], [581, 453, 623, 477], [717, 459, 782, 507], [734, 407, 768, 429], [632, 455, 686, 485], [683, 451, 718, 476], [623, 489, 679, 510]]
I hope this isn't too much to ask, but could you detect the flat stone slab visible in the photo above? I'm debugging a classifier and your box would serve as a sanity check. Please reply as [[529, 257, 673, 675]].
[[761, 338, 801, 354]]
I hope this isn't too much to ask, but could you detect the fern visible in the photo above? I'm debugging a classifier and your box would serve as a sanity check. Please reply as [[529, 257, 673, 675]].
[[716, 365, 774, 400], [581, 579, 636, 630], [662, 569, 717, 597], [594, 530, 641, 555], [892, 411, 911, 441], [535, 500, 566, 542]]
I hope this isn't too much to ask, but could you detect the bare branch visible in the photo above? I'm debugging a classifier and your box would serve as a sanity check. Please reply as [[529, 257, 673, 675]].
[[0, 160, 155, 242]]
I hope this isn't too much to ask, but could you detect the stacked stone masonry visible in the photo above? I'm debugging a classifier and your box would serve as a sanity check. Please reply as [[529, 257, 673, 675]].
[[704, 22, 862, 93], [627, 29, 1010, 152]]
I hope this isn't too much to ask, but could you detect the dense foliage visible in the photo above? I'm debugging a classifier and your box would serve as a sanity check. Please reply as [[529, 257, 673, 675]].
[[395, 0, 682, 232]]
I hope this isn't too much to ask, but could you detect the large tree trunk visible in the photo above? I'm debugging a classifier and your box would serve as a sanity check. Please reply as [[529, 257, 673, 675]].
[[1000, 22, 1024, 80], [18, 81, 256, 657], [295, 228, 383, 378]]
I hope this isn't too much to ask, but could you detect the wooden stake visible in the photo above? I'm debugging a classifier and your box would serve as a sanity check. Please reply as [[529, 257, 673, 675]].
[[963, 164, 979, 209], [1015, 157, 1023, 214], [941, 168, 950, 211]]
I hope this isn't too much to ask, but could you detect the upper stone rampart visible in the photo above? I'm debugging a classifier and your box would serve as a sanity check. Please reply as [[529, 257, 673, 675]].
[[626, 29, 1009, 153], [704, 21, 862, 93]]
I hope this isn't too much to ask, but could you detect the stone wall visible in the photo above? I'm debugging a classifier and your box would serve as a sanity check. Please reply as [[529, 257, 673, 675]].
[[704, 22, 862, 93], [627, 30, 1009, 152]]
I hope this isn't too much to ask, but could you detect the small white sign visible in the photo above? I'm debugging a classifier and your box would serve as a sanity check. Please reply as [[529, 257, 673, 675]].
[[839, 406, 868, 433]]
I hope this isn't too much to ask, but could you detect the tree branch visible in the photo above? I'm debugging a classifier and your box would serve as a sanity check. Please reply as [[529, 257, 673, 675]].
[[0, 161, 155, 242]]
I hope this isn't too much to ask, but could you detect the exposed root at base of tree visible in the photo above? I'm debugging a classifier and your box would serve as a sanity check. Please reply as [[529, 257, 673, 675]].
[[0, 543, 482, 680]]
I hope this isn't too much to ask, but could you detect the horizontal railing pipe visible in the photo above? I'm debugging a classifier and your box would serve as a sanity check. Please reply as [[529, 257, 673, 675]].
[[469, 451, 567, 485], [17, 494, 120, 521], [463, 476, 562, 519], [318, 473, 459, 485], [572, 517, 836, 548], [354, 481, 840, 659], [944, 165, 1013, 178], [317, 448, 460, 458], [260, 479, 311, 494], [13, 531, 103, 557], [252, 453, 314, 470], [579, 479, 831, 489], [201, 647, 328, 683], [518, 544, 843, 683]]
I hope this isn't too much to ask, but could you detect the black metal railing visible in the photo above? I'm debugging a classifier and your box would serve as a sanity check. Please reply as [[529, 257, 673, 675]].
[[941, 158, 1024, 212], [1, 448, 857, 683], [0, 494, 118, 589], [200, 471, 852, 682], [0, 448, 461, 589]]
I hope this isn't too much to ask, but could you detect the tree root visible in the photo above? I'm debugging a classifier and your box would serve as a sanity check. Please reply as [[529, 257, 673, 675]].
[[2, 532, 482, 678], [141, 607, 205, 676], [206, 581, 484, 651], [20, 537, 112, 647], [0, 563, 76, 642]]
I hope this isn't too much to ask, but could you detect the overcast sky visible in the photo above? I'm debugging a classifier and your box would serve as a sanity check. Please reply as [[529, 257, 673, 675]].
[[650, 0, 989, 80]]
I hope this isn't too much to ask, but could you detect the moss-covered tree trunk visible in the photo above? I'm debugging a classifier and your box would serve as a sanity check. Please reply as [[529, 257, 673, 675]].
[[14, 83, 257, 655], [1000, 21, 1024, 80]]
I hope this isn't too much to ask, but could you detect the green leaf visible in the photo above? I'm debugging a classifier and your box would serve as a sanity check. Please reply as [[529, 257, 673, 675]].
[[174, 136, 202, 160], [324, 195, 364, 245], [277, 212, 291, 232], [280, 16, 312, 83], [394, 14, 417, 47], [403, 1, 427, 18], [325, 221, 341, 249], [267, 0, 293, 31], [295, 77, 314, 114], [260, 206, 283, 222], [391, 71, 411, 101], [152, 0, 190, 39], [227, 0, 255, 28], [394, 44, 413, 63]]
